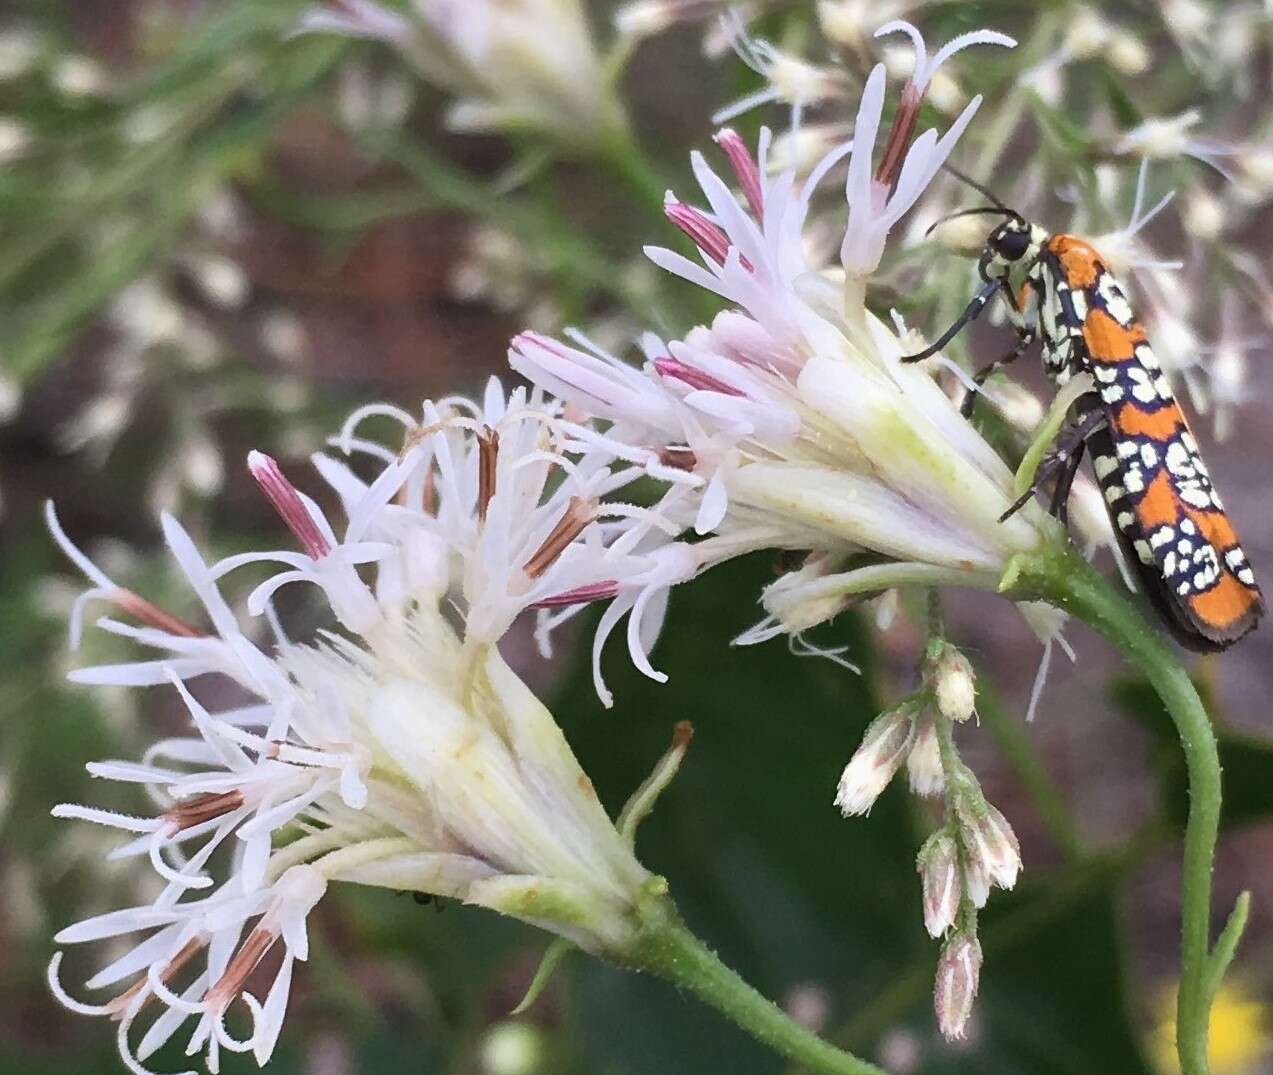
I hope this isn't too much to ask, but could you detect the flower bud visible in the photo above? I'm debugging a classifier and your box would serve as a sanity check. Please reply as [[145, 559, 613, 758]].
[[1104, 33, 1150, 76], [816, 1, 865, 49], [934, 932, 982, 1041], [0, 117, 30, 163], [933, 646, 976, 723], [1183, 188, 1225, 241], [928, 211, 992, 257], [906, 720, 944, 796], [957, 799, 1021, 891], [917, 831, 960, 937], [962, 854, 990, 909], [481, 1022, 545, 1075], [834, 708, 916, 816], [1063, 7, 1109, 59]]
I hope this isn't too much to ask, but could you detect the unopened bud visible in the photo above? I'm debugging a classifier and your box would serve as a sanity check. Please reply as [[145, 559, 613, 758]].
[[957, 800, 1021, 891], [924, 71, 965, 116], [189, 254, 249, 309], [1183, 188, 1224, 241], [929, 212, 991, 257], [614, 1, 679, 38], [917, 832, 960, 938], [1020, 60, 1064, 107], [0, 117, 30, 162], [480, 1022, 544, 1075], [934, 932, 982, 1041], [768, 123, 850, 175], [1063, 7, 1109, 59], [834, 708, 916, 816], [934, 646, 976, 723], [906, 720, 944, 796], [1104, 33, 1150, 76], [816, 2, 865, 49], [1238, 147, 1273, 200], [51, 54, 108, 98], [962, 854, 990, 909], [0, 30, 40, 82]]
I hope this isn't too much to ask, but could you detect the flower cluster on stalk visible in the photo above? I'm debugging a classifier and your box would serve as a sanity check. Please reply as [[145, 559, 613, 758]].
[[297, 0, 623, 147], [46, 383, 700, 1074], [55, 12, 1227, 1066], [836, 638, 1020, 1040]]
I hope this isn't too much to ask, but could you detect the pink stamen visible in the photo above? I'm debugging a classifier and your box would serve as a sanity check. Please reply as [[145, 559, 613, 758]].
[[477, 427, 499, 524], [714, 128, 764, 218], [248, 451, 332, 561], [105, 935, 207, 1020], [665, 200, 755, 270], [665, 201, 732, 267], [523, 497, 595, 580], [112, 587, 205, 638], [874, 81, 924, 189], [530, 580, 621, 608], [654, 356, 745, 397], [165, 790, 246, 831], [205, 925, 276, 1011]]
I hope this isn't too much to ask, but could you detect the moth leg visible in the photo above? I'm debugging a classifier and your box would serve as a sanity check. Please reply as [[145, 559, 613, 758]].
[[999, 400, 1107, 523], [1049, 436, 1086, 528], [961, 331, 1035, 418]]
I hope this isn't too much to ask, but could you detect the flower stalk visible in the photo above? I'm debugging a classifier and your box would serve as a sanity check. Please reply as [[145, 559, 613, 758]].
[[612, 888, 887, 1075], [1002, 544, 1237, 1075]]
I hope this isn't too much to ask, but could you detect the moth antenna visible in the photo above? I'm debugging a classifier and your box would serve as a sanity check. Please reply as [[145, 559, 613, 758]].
[[941, 163, 1022, 221], [924, 205, 1014, 238]]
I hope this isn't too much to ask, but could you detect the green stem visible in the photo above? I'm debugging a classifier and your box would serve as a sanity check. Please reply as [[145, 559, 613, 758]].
[[619, 891, 886, 1075], [1006, 547, 1222, 1075]]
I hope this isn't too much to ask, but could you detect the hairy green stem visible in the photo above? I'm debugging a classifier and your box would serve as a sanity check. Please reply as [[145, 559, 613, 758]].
[[618, 888, 886, 1075], [1006, 547, 1224, 1075]]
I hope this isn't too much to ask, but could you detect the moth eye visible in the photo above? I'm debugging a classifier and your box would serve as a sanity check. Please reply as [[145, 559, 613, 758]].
[[992, 228, 1031, 261]]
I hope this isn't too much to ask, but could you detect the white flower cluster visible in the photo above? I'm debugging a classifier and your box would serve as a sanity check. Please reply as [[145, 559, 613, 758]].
[[297, 0, 621, 146], [50, 20, 1086, 1073], [512, 25, 1081, 670], [46, 385, 685, 1074]]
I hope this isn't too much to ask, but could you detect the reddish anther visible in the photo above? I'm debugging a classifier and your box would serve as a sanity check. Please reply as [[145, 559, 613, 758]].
[[247, 451, 332, 560]]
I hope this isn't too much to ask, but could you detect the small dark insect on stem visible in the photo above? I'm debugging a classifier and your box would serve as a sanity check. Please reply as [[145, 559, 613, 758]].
[[400, 891, 449, 913]]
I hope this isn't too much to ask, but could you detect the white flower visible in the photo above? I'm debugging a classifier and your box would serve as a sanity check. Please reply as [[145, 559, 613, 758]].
[[1114, 110, 1241, 177], [46, 382, 695, 1073], [714, 14, 849, 127], [514, 108, 1059, 670], [615, 0, 729, 40], [917, 831, 960, 936], [50, 864, 328, 1073], [0, 116, 30, 162], [297, 0, 620, 147], [956, 801, 1021, 892], [835, 707, 917, 816], [906, 720, 944, 796], [934, 932, 982, 1040], [1086, 161, 1183, 279], [0, 27, 41, 82], [933, 647, 976, 723], [840, 22, 1015, 276]]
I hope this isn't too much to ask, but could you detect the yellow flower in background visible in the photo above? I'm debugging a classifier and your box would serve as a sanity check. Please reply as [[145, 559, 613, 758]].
[[1151, 980, 1272, 1075]]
